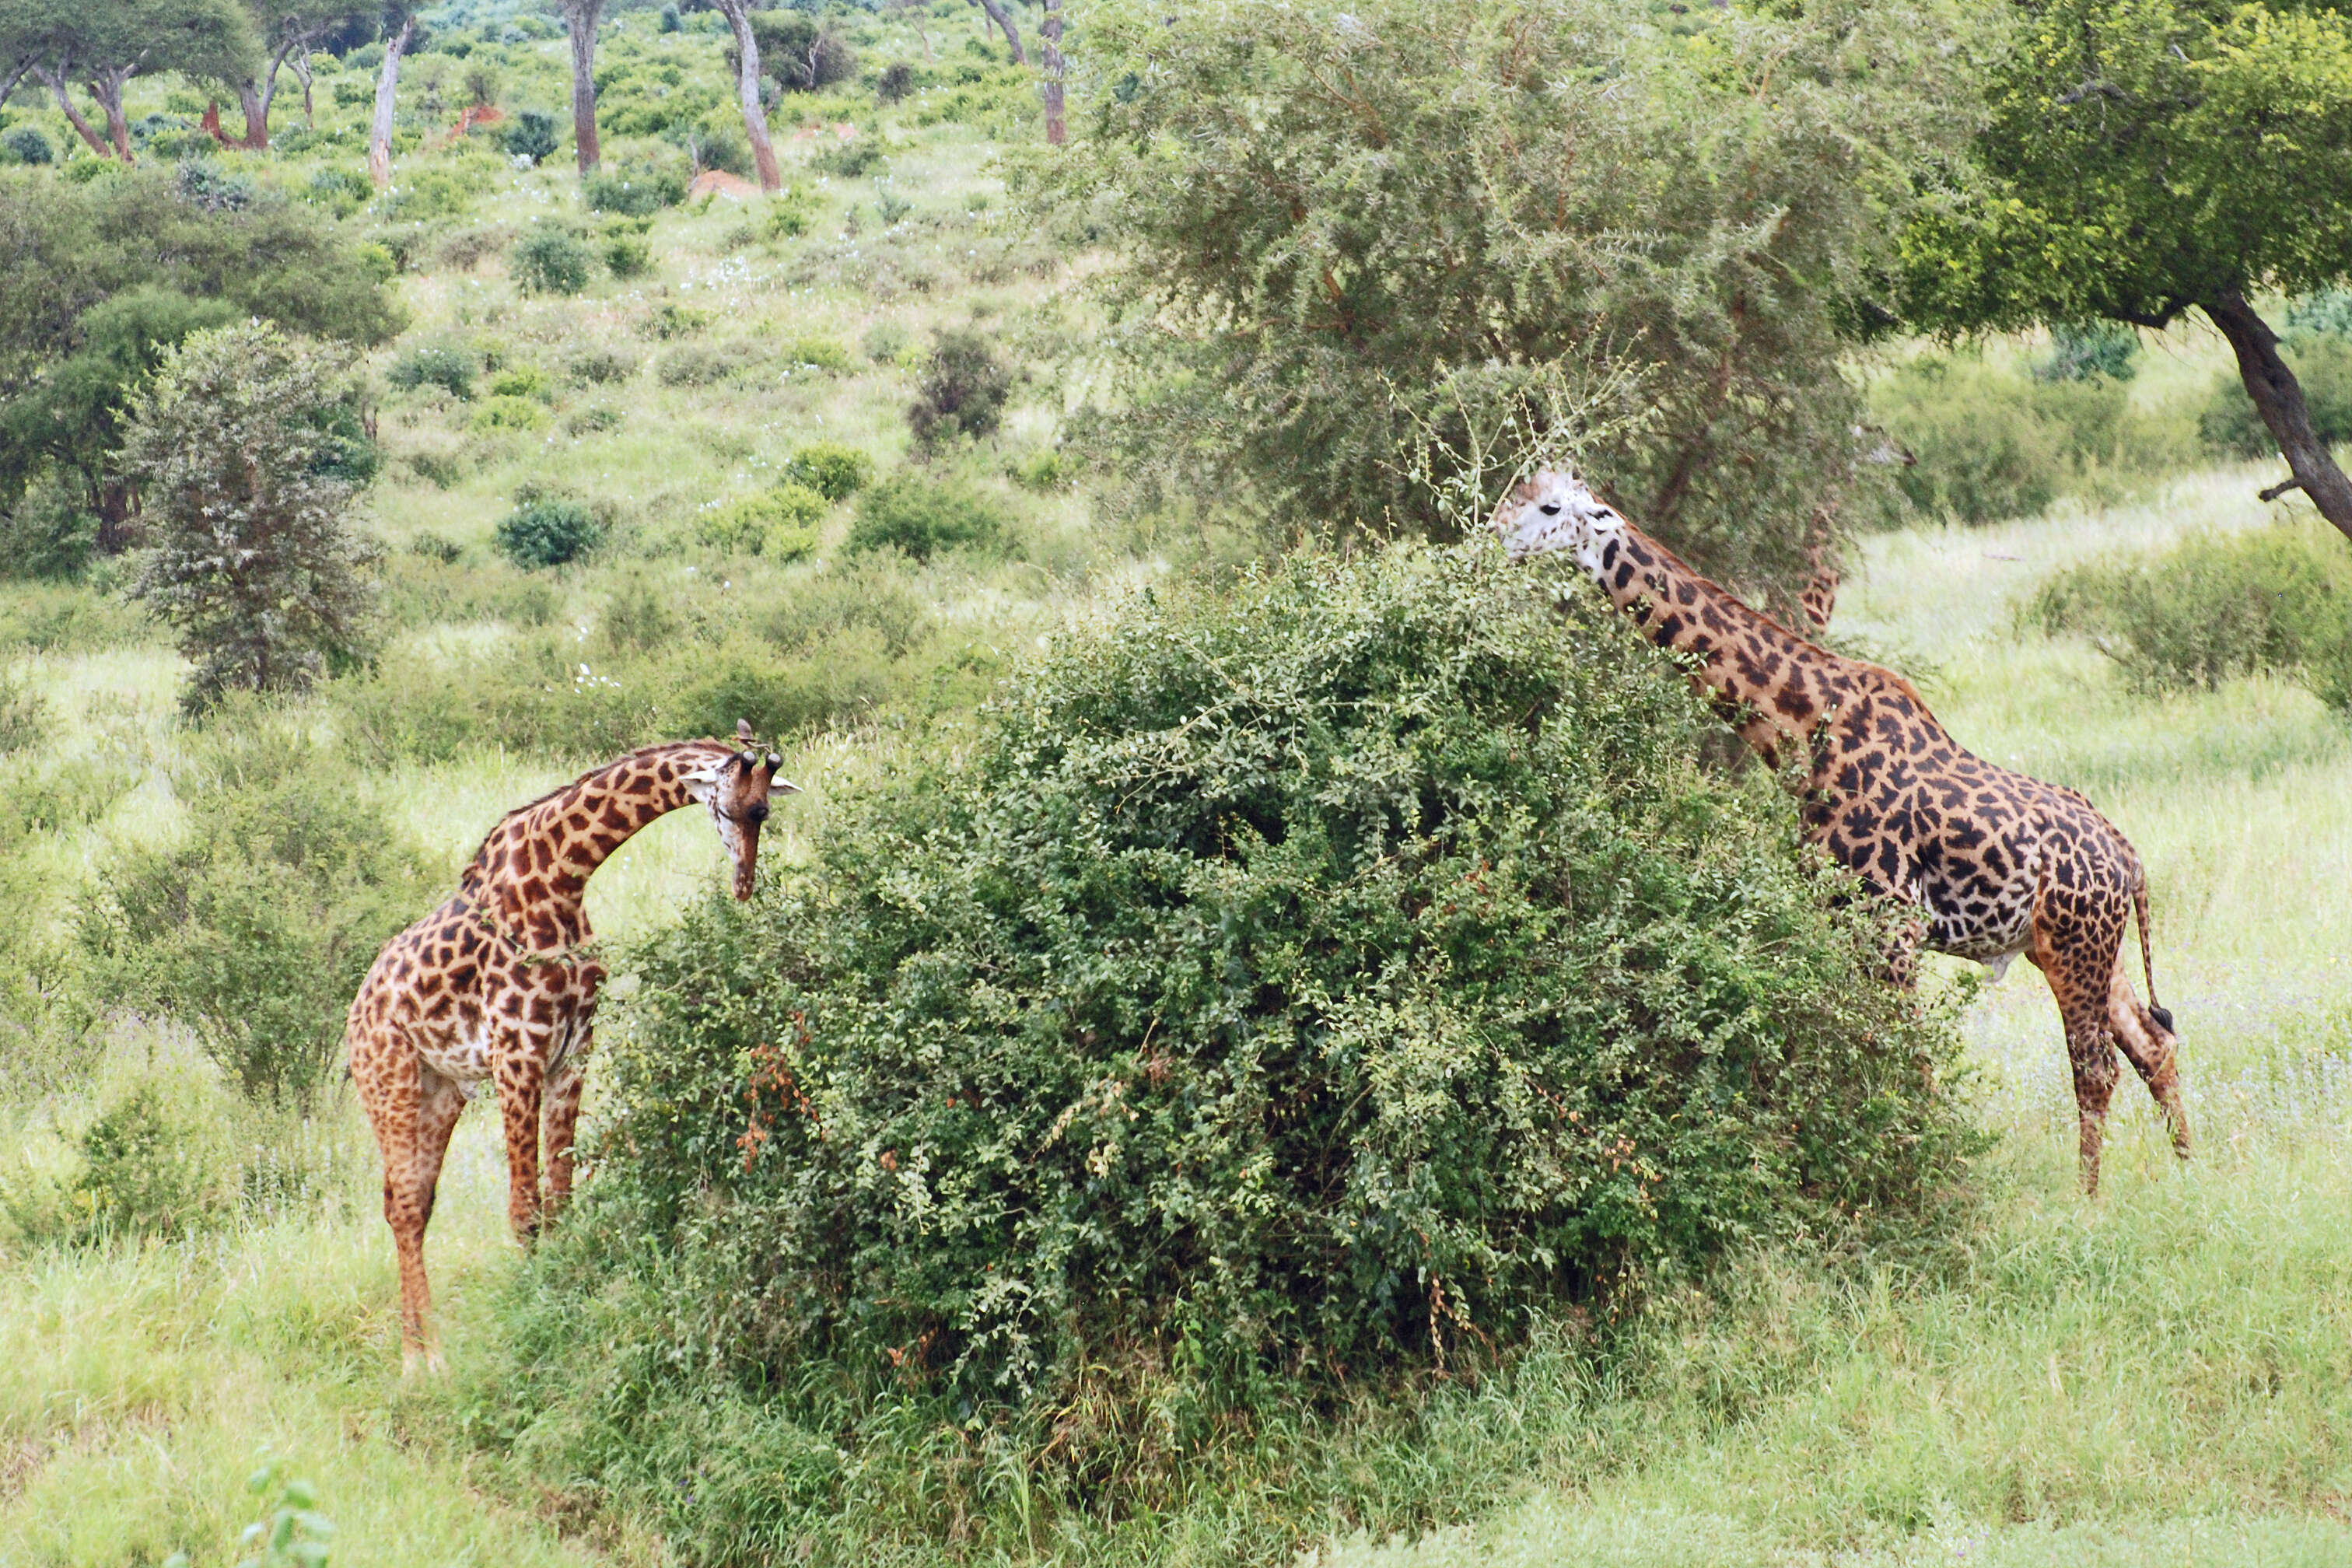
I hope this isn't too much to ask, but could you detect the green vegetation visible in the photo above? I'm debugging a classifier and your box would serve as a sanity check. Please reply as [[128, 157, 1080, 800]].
[[2028, 518, 2352, 704], [461, 544, 1972, 1559], [1899, 0, 2352, 543], [493, 495, 601, 569], [1035, 0, 1972, 603], [122, 322, 381, 711]]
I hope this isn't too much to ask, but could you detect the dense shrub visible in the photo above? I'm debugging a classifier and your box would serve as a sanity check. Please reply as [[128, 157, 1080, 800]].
[[513, 225, 593, 295], [907, 327, 1013, 450], [846, 473, 1007, 558], [602, 230, 653, 279], [2, 125, 55, 165], [80, 723, 432, 1104], [780, 439, 874, 500], [696, 485, 828, 559], [123, 324, 381, 713], [584, 165, 688, 216], [470, 394, 551, 435], [478, 546, 1972, 1558], [2035, 323, 2138, 383], [1872, 355, 2176, 523], [658, 340, 762, 387], [501, 108, 559, 163], [495, 496, 604, 568], [782, 442, 873, 501], [2027, 520, 2352, 698], [780, 336, 852, 373], [564, 343, 639, 385], [387, 342, 478, 398], [2199, 336, 2352, 458], [877, 61, 916, 103]]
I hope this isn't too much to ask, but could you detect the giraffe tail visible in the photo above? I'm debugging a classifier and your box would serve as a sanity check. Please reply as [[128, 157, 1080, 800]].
[[2133, 870, 2174, 1034]]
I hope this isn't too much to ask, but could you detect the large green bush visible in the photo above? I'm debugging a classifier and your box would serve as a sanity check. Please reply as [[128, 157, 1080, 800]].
[[495, 496, 603, 568], [479, 545, 1974, 1559], [846, 473, 1007, 558], [79, 719, 433, 1104], [2027, 519, 2352, 700], [2198, 336, 2352, 459], [1872, 355, 2179, 523]]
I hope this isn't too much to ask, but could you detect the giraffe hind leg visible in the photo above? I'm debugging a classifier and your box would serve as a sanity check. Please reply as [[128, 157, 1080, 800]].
[[372, 1059, 467, 1377], [2109, 971, 2192, 1162]]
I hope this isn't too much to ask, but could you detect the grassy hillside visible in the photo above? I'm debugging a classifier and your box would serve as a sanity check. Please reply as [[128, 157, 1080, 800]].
[[2, 4, 2350, 1563]]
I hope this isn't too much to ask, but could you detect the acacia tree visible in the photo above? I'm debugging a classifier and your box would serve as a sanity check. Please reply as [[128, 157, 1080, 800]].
[[367, 2, 419, 187], [1029, 0, 1972, 609], [123, 321, 379, 712], [1903, 0, 2352, 544], [554, 0, 604, 172], [1041, 0, 1062, 145], [967, 0, 1024, 64], [226, 2, 371, 148], [708, 0, 778, 191]]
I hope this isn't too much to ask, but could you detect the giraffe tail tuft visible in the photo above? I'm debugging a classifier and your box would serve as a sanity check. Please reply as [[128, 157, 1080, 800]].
[[2132, 868, 2172, 1034]]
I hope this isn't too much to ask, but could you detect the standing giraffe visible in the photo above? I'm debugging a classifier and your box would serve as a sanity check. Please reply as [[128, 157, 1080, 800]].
[[348, 723, 796, 1374], [1489, 469, 2190, 1195]]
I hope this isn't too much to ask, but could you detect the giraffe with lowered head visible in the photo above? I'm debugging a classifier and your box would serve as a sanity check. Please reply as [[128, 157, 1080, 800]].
[[1490, 468, 2189, 1195], [347, 723, 796, 1373]]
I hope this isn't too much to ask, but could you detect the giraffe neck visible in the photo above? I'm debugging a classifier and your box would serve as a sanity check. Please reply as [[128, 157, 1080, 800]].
[[1584, 523, 1855, 766], [460, 740, 732, 947]]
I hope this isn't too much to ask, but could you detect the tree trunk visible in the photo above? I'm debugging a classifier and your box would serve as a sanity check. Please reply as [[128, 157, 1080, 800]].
[[40, 65, 112, 158], [970, 0, 1027, 65], [716, 0, 779, 192], [369, 16, 415, 189], [236, 80, 268, 148], [202, 100, 232, 145], [89, 68, 134, 162], [565, 0, 603, 173], [1041, 0, 1064, 145], [2205, 291, 2352, 546], [2, 55, 34, 108], [292, 52, 315, 129]]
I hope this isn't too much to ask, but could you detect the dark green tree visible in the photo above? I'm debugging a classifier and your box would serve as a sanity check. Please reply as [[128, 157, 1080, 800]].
[[1027, 0, 1974, 607], [121, 321, 380, 711], [1902, 0, 2352, 544], [0, 166, 401, 555]]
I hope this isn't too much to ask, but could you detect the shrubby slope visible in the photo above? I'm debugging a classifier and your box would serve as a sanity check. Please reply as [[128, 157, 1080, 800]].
[[474, 545, 1977, 1559]]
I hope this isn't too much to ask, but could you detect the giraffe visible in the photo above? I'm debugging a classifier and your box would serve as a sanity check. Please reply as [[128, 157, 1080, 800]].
[[347, 723, 796, 1374], [1489, 468, 2190, 1195]]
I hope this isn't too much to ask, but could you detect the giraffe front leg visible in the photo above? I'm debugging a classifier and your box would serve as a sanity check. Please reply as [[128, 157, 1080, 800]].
[[494, 1028, 549, 1246], [541, 1026, 590, 1220]]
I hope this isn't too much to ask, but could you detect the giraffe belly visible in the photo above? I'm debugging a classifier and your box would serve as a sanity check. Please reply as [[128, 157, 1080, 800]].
[[415, 1015, 496, 1087], [1922, 870, 2036, 966]]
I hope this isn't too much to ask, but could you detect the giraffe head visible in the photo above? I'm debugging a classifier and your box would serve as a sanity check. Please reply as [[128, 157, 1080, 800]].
[[687, 719, 800, 900], [1487, 467, 1626, 579]]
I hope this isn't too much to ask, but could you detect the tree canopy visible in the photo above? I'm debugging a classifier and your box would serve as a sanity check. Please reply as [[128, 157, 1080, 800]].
[[1029, 0, 1976, 607], [1902, 0, 2352, 541], [0, 166, 401, 555]]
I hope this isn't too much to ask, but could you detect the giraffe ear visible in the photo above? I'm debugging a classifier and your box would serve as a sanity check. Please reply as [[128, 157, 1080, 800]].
[[736, 718, 757, 744]]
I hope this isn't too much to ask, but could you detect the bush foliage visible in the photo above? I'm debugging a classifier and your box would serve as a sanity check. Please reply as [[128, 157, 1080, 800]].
[[79, 720, 432, 1104], [479, 546, 1976, 1558], [1872, 355, 2179, 523], [846, 472, 1006, 559], [495, 496, 604, 568], [2027, 519, 2352, 702], [1024, 0, 1976, 607]]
